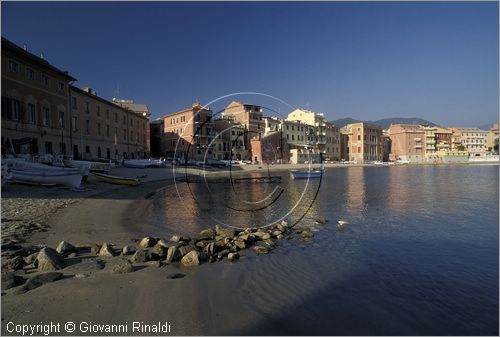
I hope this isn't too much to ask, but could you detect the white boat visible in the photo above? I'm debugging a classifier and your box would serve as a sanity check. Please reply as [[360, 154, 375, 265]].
[[469, 155, 499, 163], [5, 167, 82, 188], [62, 159, 92, 178], [290, 168, 325, 180], [123, 159, 164, 168]]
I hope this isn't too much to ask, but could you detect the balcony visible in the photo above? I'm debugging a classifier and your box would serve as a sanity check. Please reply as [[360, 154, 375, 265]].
[[426, 140, 435, 144], [414, 138, 422, 142], [414, 144, 422, 148]]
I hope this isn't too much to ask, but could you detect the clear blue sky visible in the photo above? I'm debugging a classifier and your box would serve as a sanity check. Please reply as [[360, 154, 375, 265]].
[[2, 1, 498, 127]]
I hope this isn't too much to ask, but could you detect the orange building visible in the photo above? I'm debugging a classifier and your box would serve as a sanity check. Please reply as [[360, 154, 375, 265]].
[[340, 122, 383, 162], [250, 131, 289, 164], [163, 102, 215, 160], [388, 124, 425, 162]]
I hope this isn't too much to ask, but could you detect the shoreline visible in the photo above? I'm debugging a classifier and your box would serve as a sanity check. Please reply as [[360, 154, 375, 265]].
[[1, 163, 498, 335]]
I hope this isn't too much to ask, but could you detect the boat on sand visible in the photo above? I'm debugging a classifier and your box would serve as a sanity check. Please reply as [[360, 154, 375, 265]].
[[91, 172, 140, 186]]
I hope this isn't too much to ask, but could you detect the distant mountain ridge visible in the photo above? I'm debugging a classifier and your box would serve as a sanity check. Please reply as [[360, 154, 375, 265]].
[[332, 117, 439, 129]]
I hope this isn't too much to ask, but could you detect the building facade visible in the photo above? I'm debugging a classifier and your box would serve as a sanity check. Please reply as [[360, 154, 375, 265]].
[[1, 37, 150, 160], [286, 108, 340, 161], [458, 128, 488, 156], [340, 123, 383, 163], [69, 86, 149, 160], [163, 102, 216, 160], [149, 119, 164, 157], [1, 37, 76, 156], [388, 124, 425, 162], [486, 123, 499, 154]]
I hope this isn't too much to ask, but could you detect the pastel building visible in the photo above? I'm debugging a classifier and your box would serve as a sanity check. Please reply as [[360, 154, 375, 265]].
[[341, 122, 383, 163], [163, 102, 215, 160], [286, 108, 341, 161]]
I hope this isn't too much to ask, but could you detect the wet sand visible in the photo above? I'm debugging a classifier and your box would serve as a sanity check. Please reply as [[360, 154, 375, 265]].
[[2, 162, 496, 335]]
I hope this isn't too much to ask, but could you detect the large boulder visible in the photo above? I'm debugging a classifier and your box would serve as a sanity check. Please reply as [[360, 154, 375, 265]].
[[1, 272, 25, 291], [254, 230, 271, 241], [227, 252, 239, 262], [199, 228, 215, 240], [56, 241, 76, 256], [139, 237, 156, 249], [150, 244, 167, 260], [122, 245, 136, 256], [178, 245, 194, 258], [253, 245, 269, 255], [215, 225, 235, 239], [131, 249, 149, 263], [181, 251, 201, 267], [64, 259, 105, 273], [35, 248, 64, 271], [165, 246, 180, 264], [277, 221, 289, 232], [98, 243, 117, 257], [2, 256, 25, 272], [112, 260, 134, 274]]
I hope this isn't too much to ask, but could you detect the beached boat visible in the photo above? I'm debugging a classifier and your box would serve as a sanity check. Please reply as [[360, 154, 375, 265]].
[[63, 159, 111, 173], [91, 172, 140, 186], [5, 167, 82, 188], [123, 159, 164, 168], [290, 168, 325, 180]]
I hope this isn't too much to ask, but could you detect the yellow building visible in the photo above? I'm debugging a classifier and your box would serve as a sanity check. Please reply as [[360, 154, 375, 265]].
[[286, 108, 340, 160]]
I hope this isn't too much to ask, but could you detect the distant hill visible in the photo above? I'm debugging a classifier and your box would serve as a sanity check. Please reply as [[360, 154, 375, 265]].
[[332, 117, 439, 129], [478, 123, 498, 130]]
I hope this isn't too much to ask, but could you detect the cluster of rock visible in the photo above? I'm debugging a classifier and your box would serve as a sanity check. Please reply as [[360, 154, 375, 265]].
[[1, 217, 328, 295]]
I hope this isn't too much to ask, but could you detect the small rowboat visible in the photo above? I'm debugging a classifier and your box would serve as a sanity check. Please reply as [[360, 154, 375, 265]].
[[6, 168, 82, 188], [290, 168, 325, 180], [91, 172, 140, 186]]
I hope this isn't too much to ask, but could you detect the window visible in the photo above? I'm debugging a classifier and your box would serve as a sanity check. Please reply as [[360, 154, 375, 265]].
[[41, 74, 49, 86], [131, 119, 133, 126], [106, 109, 109, 120], [27, 103, 36, 123], [85, 146, 90, 153], [26, 68, 35, 80], [6, 99, 20, 120], [115, 112, 118, 122], [130, 130, 134, 141], [71, 97, 77, 109], [97, 147, 102, 158], [358, 135, 361, 141], [123, 129, 127, 140], [86, 102, 90, 113], [115, 127, 118, 139], [106, 125, 110, 137], [97, 106, 100, 117], [8, 60, 18, 72], [292, 135, 295, 141], [58, 82, 65, 91], [85, 120, 90, 134], [123, 116, 126, 124], [72, 116, 78, 132], [59, 111, 65, 128], [97, 123, 101, 136], [42, 107, 50, 126], [45, 142, 53, 154]]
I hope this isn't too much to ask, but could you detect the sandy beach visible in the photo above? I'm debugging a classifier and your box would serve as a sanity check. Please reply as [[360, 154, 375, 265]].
[[1, 162, 498, 335], [1, 164, 323, 335]]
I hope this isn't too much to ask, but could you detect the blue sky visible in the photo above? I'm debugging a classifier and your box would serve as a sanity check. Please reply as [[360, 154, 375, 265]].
[[2, 1, 498, 127]]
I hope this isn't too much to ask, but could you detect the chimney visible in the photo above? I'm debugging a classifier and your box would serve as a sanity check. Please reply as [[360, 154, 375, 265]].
[[23, 44, 27, 51], [40, 52, 44, 59]]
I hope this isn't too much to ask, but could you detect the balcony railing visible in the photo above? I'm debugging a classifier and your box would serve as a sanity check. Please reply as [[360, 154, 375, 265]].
[[414, 138, 422, 142]]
